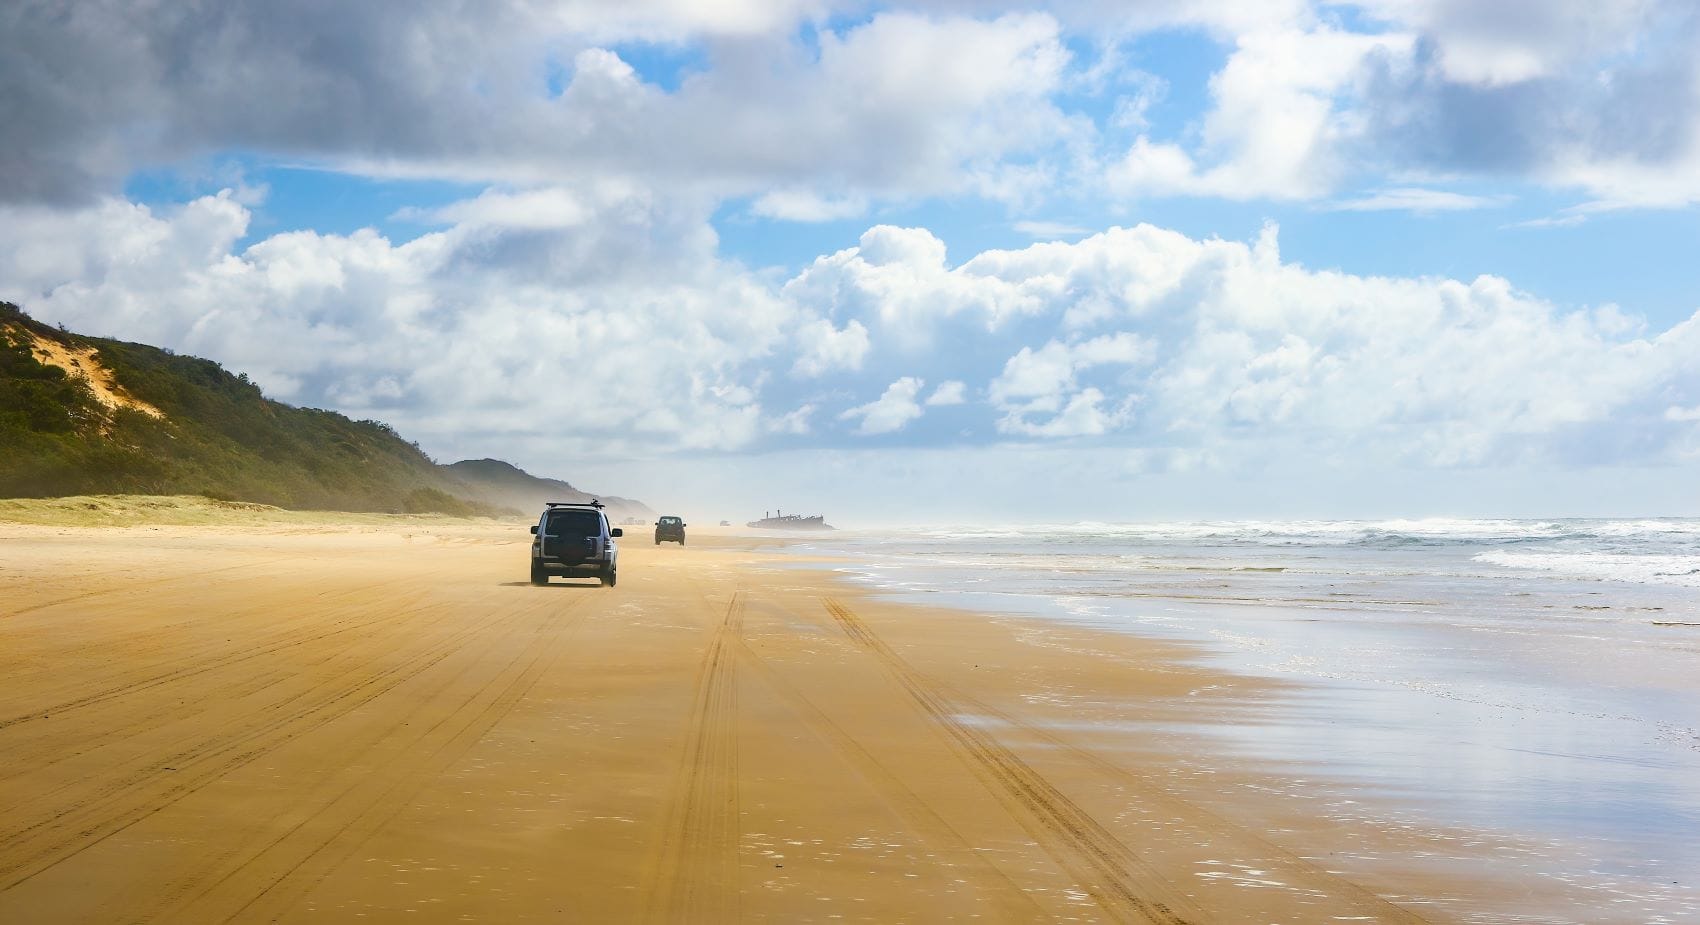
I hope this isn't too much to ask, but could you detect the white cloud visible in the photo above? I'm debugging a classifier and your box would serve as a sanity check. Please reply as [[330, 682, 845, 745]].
[[1093, 3, 1700, 209], [413, 186, 607, 229], [1005, 387, 1123, 437], [1348, 1, 1700, 209], [989, 333, 1150, 435], [791, 318, 872, 377], [1329, 187, 1506, 212], [1108, 27, 1415, 200], [840, 377, 927, 435], [768, 403, 818, 434], [778, 219, 1699, 467], [750, 189, 870, 222], [783, 225, 1051, 343], [1353, 0, 1657, 86], [925, 380, 967, 406], [1501, 212, 1588, 230], [785, 223, 1201, 340]]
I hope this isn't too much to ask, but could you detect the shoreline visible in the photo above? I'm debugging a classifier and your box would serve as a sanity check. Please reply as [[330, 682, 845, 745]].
[[793, 527, 1700, 923], [0, 508, 1663, 921]]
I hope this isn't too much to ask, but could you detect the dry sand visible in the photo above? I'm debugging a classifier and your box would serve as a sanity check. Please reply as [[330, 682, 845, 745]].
[[0, 506, 1490, 922]]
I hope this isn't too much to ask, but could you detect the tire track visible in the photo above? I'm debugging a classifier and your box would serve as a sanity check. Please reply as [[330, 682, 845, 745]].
[[822, 597, 1196, 925], [0, 590, 470, 826], [936, 682, 1433, 924], [0, 571, 428, 700], [1, 558, 292, 620], [730, 601, 1049, 920], [0, 569, 437, 718], [0, 586, 436, 733], [646, 590, 744, 923], [151, 592, 587, 923], [0, 594, 532, 893]]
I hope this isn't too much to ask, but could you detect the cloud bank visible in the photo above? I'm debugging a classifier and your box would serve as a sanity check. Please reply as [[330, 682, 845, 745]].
[[3, 191, 1694, 477]]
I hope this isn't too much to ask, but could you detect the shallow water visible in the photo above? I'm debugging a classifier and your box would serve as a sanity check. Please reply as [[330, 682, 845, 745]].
[[795, 518, 1700, 920]]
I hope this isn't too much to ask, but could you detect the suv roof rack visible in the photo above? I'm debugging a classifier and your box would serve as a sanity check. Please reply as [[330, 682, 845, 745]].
[[545, 499, 604, 509]]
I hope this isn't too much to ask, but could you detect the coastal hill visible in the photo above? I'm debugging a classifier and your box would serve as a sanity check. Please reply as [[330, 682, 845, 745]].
[[0, 301, 647, 518], [445, 458, 649, 519]]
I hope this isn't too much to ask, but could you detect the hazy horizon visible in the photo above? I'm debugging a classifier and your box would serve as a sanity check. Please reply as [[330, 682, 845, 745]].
[[4, 1, 1697, 520], [627, 450, 1700, 530]]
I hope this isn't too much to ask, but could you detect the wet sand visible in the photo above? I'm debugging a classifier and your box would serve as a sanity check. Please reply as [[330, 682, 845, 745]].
[[1, 515, 1530, 922]]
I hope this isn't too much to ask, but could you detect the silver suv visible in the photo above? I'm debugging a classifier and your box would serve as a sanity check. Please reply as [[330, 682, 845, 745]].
[[530, 501, 621, 586]]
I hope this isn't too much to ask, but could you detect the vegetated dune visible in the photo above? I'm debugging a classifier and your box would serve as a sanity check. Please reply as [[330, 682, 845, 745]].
[[1, 301, 643, 518]]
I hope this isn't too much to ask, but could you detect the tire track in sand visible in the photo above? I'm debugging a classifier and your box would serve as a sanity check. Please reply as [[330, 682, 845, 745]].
[[645, 590, 744, 923], [163, 591, 588, 923], [0, 586, 436, 734], [0, 594, 528, 894], [1, 559, 290, 620], [935, 683, 1433, 924], [0, 572, 428, 707], [730, 599, 1049, 920], [0, 590, 459, 811], [822, 597, 1196, 925]]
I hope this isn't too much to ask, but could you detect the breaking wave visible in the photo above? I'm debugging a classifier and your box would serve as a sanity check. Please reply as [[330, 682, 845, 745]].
[[1473, 550, 1700, 588]]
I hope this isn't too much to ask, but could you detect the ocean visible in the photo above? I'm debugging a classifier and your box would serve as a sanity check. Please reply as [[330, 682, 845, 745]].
[[790, 518, 1700, 921]]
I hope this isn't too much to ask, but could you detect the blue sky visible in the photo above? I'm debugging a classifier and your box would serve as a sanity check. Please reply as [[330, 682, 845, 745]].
[[4, 1, 1699, 520]]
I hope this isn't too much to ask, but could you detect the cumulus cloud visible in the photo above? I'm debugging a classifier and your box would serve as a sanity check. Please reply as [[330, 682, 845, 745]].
[[840, 377, 928, 435], [1009, 388, 1123, 437], [791, 318, 872, 377], [1108, 27, 1415, 200], [989, 333, 1149, 435], [0, 186, 798, 460], [780, 220, 1698, 465], [3, 193, 1697, 475]]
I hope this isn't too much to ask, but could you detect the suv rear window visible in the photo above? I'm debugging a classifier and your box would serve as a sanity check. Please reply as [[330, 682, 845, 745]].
[[546, 510, 602, 537]]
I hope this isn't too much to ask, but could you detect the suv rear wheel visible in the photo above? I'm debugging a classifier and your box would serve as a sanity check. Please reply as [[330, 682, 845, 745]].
[[600, 566, 617, 587], [531, 561, 548, 586]]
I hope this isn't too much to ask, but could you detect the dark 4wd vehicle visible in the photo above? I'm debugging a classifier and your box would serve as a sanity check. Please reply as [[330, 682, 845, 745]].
[[654, 516, 685, 545], [531, 501, 621, 586]]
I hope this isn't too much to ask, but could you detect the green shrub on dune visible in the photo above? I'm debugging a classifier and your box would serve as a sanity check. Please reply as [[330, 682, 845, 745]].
[[0, 301, 511, 517]]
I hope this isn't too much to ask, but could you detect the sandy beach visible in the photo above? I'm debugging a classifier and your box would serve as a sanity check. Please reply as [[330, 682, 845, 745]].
[[0, 507, 1582, 923]]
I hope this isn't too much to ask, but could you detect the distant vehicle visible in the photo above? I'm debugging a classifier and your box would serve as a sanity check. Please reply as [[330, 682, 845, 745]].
[[747, 510, 833, 530], [531, 500, 620, 586], [655, 515, 686, 545], [719, 520, 731, 526]]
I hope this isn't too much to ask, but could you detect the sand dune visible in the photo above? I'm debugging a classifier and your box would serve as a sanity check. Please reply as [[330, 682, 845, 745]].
[[0, 515, 1477, 922]]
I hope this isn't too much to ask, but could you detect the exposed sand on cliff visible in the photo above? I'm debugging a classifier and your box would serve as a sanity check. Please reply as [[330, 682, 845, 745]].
[[7, 326, 165, 420]]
